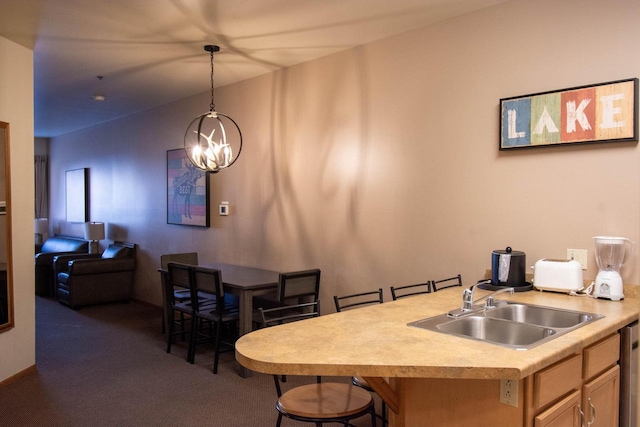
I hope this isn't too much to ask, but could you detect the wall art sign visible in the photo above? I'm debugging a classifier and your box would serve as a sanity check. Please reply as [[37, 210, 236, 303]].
[[500, 78, 638, 150], [167, 149, 210, 227], [65, 168, 88, 223]]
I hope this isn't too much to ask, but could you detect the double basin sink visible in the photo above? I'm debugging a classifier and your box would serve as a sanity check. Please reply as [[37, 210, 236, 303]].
[[408, 301, 603, 350]]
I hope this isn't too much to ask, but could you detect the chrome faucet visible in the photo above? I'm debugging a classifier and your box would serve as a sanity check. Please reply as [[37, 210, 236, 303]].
[[449, 282, 514, 317], [463, 284, 515, 309]]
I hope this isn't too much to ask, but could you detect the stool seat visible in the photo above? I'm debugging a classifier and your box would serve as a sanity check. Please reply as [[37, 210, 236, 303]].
[[277, 382, 373, 419]]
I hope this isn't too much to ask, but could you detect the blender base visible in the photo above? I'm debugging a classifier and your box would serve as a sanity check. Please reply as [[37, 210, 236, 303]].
[[593, 271, 624, 300]]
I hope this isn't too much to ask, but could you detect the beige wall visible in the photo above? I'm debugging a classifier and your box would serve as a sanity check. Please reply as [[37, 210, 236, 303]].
[[49, 0, 640, 311], [0, 36, 36, 382]]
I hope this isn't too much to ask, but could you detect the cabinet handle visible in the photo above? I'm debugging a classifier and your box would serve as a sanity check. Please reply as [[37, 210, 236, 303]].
[[587, 398, 595, 427], [578, 404, 585, 427]]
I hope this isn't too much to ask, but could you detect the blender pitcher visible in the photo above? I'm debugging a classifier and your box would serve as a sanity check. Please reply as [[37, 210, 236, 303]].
[[592, 236, 635, 300]]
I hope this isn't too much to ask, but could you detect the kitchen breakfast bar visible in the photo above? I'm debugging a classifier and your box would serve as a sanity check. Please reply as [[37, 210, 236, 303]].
[[235, 286, 639, 427]]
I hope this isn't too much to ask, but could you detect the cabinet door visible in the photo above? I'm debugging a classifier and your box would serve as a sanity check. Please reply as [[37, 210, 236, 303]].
[[535, 391, 581, 427], [582, 365, 620, 427]]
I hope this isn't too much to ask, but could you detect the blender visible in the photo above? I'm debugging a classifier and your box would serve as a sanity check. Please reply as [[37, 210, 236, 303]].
[[592, 236, 634, 300]]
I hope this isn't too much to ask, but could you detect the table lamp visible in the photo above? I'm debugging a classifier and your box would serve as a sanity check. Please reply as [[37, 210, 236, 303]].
[[34, 218, 49, 245], [84, 222, 105, 254]]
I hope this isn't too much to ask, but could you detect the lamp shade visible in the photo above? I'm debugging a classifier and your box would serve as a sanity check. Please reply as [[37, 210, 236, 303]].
[[34, 218, 49, 234], [84, 222, 105, 241]]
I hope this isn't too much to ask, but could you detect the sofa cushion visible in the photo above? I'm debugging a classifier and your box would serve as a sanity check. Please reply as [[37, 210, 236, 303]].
[[57, 272, 69, 286], [102, 245, 132, 259], [40, 236, 88, 254]]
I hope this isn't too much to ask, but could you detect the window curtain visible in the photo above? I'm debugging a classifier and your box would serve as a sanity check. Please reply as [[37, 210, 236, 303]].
[[35, 155, 48, 219]]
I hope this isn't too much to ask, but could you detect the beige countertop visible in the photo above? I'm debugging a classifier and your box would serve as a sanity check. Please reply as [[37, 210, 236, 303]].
[[235, 285, 639, 380]]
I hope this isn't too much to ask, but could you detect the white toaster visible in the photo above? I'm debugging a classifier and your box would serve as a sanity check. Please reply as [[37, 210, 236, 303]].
[[533, 259, 584, 293]]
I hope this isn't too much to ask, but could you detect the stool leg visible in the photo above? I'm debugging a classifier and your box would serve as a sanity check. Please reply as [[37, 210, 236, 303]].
[[371, 405, 377, 426]]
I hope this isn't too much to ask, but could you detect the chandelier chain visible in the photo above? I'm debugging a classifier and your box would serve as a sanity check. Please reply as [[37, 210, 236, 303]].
[[209, 49, 215, 112]]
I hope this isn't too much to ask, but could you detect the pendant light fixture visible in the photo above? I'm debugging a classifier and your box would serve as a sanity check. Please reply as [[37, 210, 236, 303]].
[[184, 45, 243, 173]]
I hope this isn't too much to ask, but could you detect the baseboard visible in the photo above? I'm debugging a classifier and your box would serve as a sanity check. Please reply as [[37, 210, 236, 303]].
[[0, 364, 37, 389], [131, 297, 161, 310]]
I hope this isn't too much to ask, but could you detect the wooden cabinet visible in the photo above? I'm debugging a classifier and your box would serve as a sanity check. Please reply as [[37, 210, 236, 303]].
[[534, 391, 582, 427], [532, 354, 583, 411], [382, 333, 622, 427], [582, 365, 620, 427], [528, 333, 620, 427]]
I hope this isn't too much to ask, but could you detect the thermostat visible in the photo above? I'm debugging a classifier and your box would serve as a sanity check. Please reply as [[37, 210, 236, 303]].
[[219, 201, 229, 216]]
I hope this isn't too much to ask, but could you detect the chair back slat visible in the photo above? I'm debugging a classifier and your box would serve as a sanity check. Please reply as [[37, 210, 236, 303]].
[[192, 266, 223, 296], [278, 269, 321, 302], [390, 282, 432, 300], [260, 301, 320, 327], [432, 274, 463, 292], [191, 266, 230, 315], [333, 289, 383, 312], [167, 262, 192, 289]]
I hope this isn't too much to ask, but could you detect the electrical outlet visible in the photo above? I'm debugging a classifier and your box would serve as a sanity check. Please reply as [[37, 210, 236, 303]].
[[500, 379, 518, 407], [566, 249, 588, 270]]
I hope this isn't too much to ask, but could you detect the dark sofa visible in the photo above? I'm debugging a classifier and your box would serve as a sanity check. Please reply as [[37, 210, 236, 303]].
[[35, 236, 89, 296], [54, 241, 137, 309]]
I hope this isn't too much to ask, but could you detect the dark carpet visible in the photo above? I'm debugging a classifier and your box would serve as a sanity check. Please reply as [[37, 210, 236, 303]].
[[0, 297, 374, 426]]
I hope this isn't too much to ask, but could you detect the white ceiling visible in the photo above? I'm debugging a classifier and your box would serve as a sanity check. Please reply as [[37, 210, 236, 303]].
[[0, 0, 509, 138]]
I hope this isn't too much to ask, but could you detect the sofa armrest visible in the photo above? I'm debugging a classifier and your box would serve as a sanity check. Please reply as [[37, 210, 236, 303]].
[[36, 250, 88, 265], [68, 258, 136, 275], [53, 253, 101, 275]]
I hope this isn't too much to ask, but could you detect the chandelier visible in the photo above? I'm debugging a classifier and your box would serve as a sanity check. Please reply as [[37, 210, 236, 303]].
[[184, 45, 243, 173]]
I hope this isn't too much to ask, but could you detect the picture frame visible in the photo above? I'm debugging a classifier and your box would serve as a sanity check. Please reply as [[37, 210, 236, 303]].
[[500, 78, 638, 150], [167, 149, 210, 227], [65, 168, 88, 223]]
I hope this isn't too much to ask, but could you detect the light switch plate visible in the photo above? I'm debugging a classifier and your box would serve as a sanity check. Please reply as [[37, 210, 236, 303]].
[[566, 249, 588, 270]]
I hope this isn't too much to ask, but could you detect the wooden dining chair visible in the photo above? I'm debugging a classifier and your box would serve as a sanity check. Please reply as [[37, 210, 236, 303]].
[[259, 301, 376, 427], [253, 269, 321, 312], [164, 262, 196, 356], [159, 252, 198, 334], [189, 266, 239, 374], [390, 281, 432, 300], [333, 288, 386, 426], [432, 274, 463, 292]]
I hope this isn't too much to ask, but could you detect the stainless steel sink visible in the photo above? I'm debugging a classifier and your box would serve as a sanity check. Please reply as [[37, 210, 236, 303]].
[[439, 315, 557, 347], [484, 303, 597, 328], [408, 301, 603, 350]]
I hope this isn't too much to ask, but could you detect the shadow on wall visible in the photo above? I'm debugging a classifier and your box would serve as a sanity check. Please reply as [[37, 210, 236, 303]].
[[260, 46, 385, 282]]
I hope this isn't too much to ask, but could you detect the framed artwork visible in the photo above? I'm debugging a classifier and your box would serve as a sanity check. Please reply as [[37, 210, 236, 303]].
[[500, 78, 638, 150], [65, 168, 88, 223], [167, 149, 210, 227]]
